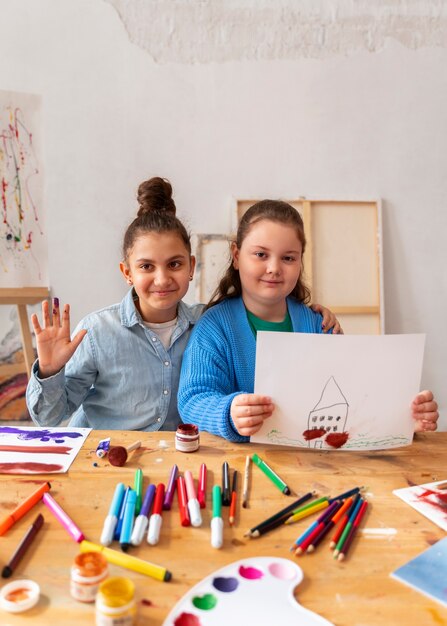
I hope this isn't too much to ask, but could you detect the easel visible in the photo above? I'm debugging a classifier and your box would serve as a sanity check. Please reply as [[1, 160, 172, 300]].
[[0, 287, 50, 379]]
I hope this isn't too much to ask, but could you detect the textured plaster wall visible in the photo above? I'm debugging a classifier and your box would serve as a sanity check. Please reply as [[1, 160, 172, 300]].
[[105, 0, 447, 63]]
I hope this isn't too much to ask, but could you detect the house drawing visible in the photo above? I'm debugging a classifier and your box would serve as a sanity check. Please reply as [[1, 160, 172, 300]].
[[306, 376, 349, 448]]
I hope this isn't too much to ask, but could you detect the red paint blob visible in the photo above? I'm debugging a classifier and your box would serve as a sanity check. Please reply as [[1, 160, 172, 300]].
[[140, 598, 153, 606], [303, 428, 326, 441], [325, 432, 349, 448], [174, 613, 202, 626]]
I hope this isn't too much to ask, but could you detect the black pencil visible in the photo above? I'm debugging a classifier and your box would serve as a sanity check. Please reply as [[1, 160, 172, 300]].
[[244, 491, 315, 538]]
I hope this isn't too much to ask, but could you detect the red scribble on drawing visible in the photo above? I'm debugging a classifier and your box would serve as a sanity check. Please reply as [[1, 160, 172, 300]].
[[0, 445, 72, 455], [0, 462, 63, 474], [416, 488, 447, 512], [325, 432, 349, 448], [303, 428, 327, 441]]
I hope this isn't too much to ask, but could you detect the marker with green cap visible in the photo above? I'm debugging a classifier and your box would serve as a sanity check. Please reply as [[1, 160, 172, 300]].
[[211, 485, 223, 549], [251, 453, 291, 495]]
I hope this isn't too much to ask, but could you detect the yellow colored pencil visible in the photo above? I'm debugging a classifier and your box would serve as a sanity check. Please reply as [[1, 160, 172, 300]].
[[284, 499, 329, 525]]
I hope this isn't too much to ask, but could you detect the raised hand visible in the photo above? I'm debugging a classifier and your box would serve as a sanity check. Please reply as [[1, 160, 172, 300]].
[[31, 298, 87, 378]]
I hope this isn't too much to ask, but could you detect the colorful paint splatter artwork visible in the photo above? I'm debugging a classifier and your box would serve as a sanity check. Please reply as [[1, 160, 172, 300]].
[[163, 557, 334, 626], [393, 480, 447, 532], [0, 426, 91, 474], [0, 89, 47, 286]]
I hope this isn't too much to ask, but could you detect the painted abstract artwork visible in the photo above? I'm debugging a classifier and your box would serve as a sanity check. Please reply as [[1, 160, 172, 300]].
[[0, 89, 47, 286], [0, 426, 91, 474], [252, 332, 425, 451], [393, 480, 447, 531]]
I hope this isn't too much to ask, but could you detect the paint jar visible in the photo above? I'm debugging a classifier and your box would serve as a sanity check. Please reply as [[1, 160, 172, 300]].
[[95, 577, 136, 626], [70, 551, 108, 603], [175, 424, 200, 453]]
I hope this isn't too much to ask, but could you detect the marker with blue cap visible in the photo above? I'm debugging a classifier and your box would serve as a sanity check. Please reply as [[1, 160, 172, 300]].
[[131, 484, 156, 546], [100, 482, 125, 546]]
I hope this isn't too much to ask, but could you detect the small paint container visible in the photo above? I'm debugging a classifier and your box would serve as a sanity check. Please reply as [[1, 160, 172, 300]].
[[175, 424, 200, 453], [71, 551, 108, 603], [96, 437, 111, 458], [95, 577, 136, 626], [0, 579, 40, 613]]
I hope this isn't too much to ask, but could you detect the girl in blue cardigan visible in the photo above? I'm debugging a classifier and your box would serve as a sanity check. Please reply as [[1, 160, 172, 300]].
[[178, 199, 438, 442]]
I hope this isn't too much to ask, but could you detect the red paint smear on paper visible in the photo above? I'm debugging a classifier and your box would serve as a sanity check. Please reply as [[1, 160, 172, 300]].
[[174, 613, 202, 626], [325, 432, 349, 449], [303, 428, 326, 441], [417, 489, 447, 512], [0, 462, 63, 474], [0, 445, 71, 455]]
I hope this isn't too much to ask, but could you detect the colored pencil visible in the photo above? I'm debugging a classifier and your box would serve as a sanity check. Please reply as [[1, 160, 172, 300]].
[[329, 493, 361, 549], [294, 501, 342, 555], [307, 496, 354, 553], [337, 500, 368, 561], [245, 492, 315, 538], [242, 455, 251, 508], [333, 497, 364, 558], [284, 498, 329, 525]]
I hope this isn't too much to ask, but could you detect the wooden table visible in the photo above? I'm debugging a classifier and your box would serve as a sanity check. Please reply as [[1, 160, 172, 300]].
[[0, 431, 446, 625]]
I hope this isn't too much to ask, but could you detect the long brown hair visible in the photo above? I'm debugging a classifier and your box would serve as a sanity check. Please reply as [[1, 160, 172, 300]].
[[122, 177, 191, 261], [207, 199, 310, 309]]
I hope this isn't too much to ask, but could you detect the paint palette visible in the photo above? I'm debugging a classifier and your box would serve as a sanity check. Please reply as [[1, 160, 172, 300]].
[[162, 557, 334, 626]]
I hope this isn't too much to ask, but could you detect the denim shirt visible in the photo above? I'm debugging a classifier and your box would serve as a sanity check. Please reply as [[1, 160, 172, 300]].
[[26, 289, 204, 431]]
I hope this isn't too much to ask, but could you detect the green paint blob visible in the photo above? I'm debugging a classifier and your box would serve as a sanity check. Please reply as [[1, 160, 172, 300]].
[[192, 594, 217, 611]]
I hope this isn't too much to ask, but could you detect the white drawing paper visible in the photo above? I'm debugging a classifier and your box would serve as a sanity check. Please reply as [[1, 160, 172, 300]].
[[0, 426, 91, 474], [252, 332, 425, 451]]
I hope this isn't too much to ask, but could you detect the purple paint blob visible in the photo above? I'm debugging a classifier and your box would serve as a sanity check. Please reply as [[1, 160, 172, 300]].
[[0, 427, 83, 442], [212, 577, 239, 592], [238, 565, 264, 580]]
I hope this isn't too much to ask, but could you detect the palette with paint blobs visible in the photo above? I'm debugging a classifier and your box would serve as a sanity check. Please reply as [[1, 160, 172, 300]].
[[162, 557, 334, 626]]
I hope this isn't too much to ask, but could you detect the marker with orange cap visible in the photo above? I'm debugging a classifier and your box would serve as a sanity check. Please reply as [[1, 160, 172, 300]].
[[0, 482, 51, 536]]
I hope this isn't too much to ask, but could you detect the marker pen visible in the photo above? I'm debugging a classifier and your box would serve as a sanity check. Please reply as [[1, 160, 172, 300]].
[[100, 483, 125, 546], [184, 470, 202, 527], [131, 484, 156, 547], [177, 476, 190, 527], [134, 469, 143, 515], [222, 462, 231, 506], [42, 492, 84, 543], [114, 487, 130, 540], [163, 465, 178, 510], [119, 489, 137, 552], [211, 485, 223, 549], [198, 463, 207, 509], [147, 483, 165, 545]]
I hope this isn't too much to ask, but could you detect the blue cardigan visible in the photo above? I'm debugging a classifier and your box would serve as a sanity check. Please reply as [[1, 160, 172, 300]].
[[178, 296, 326, 442]]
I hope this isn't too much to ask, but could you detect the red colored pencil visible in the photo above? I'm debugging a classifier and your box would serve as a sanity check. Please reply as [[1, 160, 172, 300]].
[[229, 471, 238, 526], [337, 500, 368, 561], [307, 496, 353, 553], [177, 476, 190, 527], [295, 501, 341, 556]]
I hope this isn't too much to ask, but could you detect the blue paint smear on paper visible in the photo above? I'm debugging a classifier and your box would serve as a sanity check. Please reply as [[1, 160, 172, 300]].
[[0, 427, 83, 443]]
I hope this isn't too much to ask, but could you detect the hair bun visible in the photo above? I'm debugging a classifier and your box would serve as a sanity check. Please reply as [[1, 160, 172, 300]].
[[137, 177, 176, 217]]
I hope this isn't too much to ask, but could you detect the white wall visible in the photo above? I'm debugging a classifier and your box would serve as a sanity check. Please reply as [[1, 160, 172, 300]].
[[0, 0, 445, 427]]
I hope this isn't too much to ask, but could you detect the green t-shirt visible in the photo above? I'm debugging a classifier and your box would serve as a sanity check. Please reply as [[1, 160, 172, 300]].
[[246, 308, 293, 337]]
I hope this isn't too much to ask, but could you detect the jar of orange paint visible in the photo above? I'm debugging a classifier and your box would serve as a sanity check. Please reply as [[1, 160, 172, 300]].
[[70, 551, 108, 603]]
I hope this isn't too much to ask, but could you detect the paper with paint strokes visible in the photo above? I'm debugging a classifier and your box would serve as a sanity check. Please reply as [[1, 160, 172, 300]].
[[162, 557, 334, 626], [393, 480, 447, 531], [252, 332, 425, 451], [0, 426, 91, 474]]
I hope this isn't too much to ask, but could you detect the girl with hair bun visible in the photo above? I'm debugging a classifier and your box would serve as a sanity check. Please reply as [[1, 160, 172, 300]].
[[26, 177, 202, 431], [27, 180, 341, 431]]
